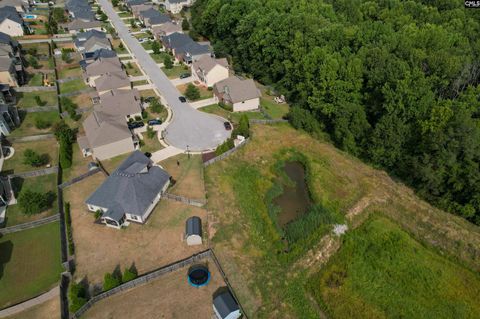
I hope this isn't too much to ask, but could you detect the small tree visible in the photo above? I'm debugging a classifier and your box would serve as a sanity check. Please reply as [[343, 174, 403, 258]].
[[18, 190, 55, 215], [28, 56, 40, 69], [112, 0, 119, 7], [53, 121, 76, 169], [185, 84, 200, 101], [122, 266, 137, 283], [69, 282, 87, 313], [103, 272, 121, 291], [118, 42, 124, 50], [23, 149, 49, 167], [182, 19, 190, 31], [146, 126, 155, 139], [150, 98, 164, 114], [61, 49, 70, 63], [130, 19, 136, 28], [35, 117, 52, 129], [151, 41, 160, 55], [237, 114, 250, 138], [100, 13, 108, 22], [34, 95, 46, 106], [163, 54, 173, 69], [127, 61, 133, 69]]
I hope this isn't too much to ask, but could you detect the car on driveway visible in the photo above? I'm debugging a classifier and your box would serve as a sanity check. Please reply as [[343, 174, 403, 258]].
[[148, 119, 162, 126], [224, 122, 232, 130], [179, 73, 191, 79], [128, 121, 145, 129], [179, 96, 187, 103]]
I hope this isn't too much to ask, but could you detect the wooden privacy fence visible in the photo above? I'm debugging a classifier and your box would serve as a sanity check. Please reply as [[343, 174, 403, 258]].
[[58, 168, 101, 189], [71, 250, 212, 318], [203, 139, 250, 167], [163, 193, 206, 207], [8, 166, 58, 179], [0, 214, 59, 235]]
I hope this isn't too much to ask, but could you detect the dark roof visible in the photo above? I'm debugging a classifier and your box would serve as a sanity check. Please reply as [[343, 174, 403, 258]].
[[0, 31, 17, 47], [140, 8, 170, 25], [213, 290, 239, 319], [186, 216, 202, 236], [82, 48, 117, 63], [66, 0, 95, 21], [86, 151, 171, 218], [0, 6, 23, 25], [163, 32, 211, 58], [126, 0, 147, 6]]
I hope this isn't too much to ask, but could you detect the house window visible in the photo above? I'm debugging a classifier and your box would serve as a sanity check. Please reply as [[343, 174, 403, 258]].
[[130, 215, 138, 220]]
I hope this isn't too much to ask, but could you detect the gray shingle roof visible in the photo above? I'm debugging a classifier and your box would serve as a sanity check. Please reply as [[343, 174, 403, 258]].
[[213, 290, 239, 319], [95, 89, 142, 117], [66, 0, 94, 21], [83, 110, 132, 148], [214, 76, 261, 104], [66, 19, 102, 31], [84, 56, 123, 76], [186, 216, 201, 236], [162, 32, 210, 57], [0, 6, 23, 25], [139, 8, 170, 25], [94, 71, 130, 92], [0, 56, 13, 71], [86, 151, 171, 218]]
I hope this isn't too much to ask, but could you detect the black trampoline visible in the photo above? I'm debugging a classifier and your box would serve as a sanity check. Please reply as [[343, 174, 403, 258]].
[[188, 265, 210, 288]]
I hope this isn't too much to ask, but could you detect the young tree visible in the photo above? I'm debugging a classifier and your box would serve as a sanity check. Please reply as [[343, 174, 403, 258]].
[[18, 190, 55, 215], [35, 117, 52, 129], [34, 95, 46, 106], [53, 121, 76, 168], [182, 19, 190, 31], [150, 98, 164, 114], [118, 42, 124, 50], [61, 50, 70, 63], [23, 149, 49, 167], [151, 41, 160, 55], [163, 54, 173, 69], [122, 266, 138, 283], [28, 56, 40, 69], [103, 272, 121, 291], [185, 84, 200, 101], [112, 0, 119, 7], [69, 282, 87, 313], [146, 126, 155, 139], [130, 19, 136, 28]]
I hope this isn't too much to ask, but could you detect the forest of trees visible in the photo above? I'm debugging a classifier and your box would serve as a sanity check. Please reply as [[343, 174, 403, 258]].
[[191, 0, 480, 224]]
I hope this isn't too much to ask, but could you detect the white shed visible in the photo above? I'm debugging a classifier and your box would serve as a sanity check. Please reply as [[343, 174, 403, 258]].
[[185, 216, 202, 246]]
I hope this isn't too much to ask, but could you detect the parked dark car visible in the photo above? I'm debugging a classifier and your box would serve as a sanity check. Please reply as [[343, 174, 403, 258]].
[[179, 96, 187, 103], [128, 121, 145, 129], [224, 122, 232, 130], [179, 73, 191, 79], [148, 119, 162, 126]]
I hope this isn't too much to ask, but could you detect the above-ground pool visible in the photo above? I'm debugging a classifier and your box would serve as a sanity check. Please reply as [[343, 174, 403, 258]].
[[187, 265, 210, 288], [24, 14, 37, 19]]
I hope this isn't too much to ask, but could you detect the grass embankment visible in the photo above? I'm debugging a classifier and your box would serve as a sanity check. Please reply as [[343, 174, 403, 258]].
[[0, 222, 63, 309], [204, 123, 480, 318]]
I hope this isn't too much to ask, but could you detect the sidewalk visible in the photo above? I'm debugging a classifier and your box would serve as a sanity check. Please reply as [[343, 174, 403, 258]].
[[0, 286, 59, 318], [190, 97, 217, 109], [151, 145, 183, 163]]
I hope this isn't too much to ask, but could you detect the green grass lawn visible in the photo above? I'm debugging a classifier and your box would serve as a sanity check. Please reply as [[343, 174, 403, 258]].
[[59, 78, 88, 95], [309, 216, 480, 318], [177, 84, 212, 101], [9, 111, 59, 138], [141, 41, 153, 50], [140, 133, 163, 153], [199, 104, 266, 123], [118, 12, 132, 18], [1, 139, 58, 174], [112, 39, 128, 54], [22, 43, 50, 56], [161, 65, 189, 79], [26, 73, 43, 86], [57, 66, 82, 79], [0, 222, 63, 309], [16, 91, 58, 108], [124, 62, 143, 76], [133, 32, 149, 39], [132, 80, 149, 86], [143, 105, 167, 123], [150, 52, 170, 63], [260, 97, 289, 119], [5, 174, 58, 227]]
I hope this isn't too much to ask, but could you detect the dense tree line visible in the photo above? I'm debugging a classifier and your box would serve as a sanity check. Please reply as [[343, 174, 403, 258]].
[[191, 0, 480, 224]]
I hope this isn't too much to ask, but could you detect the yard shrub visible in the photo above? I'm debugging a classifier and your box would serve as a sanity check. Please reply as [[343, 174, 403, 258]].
[[103, 272, 121, 291], [35, 95, 46, 106], [141, 110, 148, 119], [69, 281, 87, 312], [163, 55, 173, 69], [94, 210, 103, 220], [134, 115, 142, 121], [151, 41, 160, 54], [129, 19, 135, 28], [35, 117, 52, 129], [232, 114, 250, 138], [18, 189, 56, 215], [28, 56, 40, 69], [214, 138, 235, 156], [185, 84, 200, 101], [23, 149, 49, 167], [150, 98, 164, 114], [65, 202, 74, 255], [182, 19, 190, 31], [146, 126, 155, 139], [118, 42, 124, 50], [54, 121, 75, 169], [61, 97, 80, 121], [122, 267, 138, 283]]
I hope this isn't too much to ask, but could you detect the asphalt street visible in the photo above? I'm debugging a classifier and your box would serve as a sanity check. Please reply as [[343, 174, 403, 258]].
[[98, 0, 231, 151]]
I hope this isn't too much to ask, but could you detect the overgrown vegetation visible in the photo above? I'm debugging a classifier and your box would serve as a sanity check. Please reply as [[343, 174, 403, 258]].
[[18, 189, 56, 215], [69, 281, 87, 313], [53, 121, 76, 169], [65, 202, 75, 255], [192, 0, 480, 225], [23, 149, 49, 167]]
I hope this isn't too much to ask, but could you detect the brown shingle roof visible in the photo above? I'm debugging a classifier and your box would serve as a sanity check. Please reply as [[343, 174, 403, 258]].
[[95, 89, 142, 117], [85, 57, 123, 77], [214, 76, 261, 104], [94, 71, 130, 92], [83, 111, 132, 148]]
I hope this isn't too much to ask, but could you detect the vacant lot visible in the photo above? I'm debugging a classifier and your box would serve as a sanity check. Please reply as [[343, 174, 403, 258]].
[[5, 174, 58, 227], [10, 111, 59, 137], [16, 91, 58, 108], [64, 175, 208, 284], [0, 222, 62, 309], [309, 217, 480, 318], [4, 297, 60, 319], [84, 260, 224, 319], [2, 139, 58, 174], [161, 154, 205, 200]]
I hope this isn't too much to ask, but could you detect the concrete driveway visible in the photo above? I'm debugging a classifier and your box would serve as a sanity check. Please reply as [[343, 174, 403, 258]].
[[170, 76, 194, 86], [98, 0, 230, 151]]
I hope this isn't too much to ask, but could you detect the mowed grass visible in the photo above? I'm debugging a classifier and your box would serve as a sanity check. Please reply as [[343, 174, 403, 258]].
[[199, 104, 266, 123], [309, 217, 480, 318], [9, 111, 59, 137], [260, 97, 289, 119], [140, 133, 163, 154], [59, 78, 88, 94], [0, 222, 62, 309], [177, 84, 212, 101], [161, 65, 189, 79], [27, 73, 43, 86], [16, 91, 58, 108], [57, 66, 82, 79], [1, 139, 58, 174], [124, 61, 143, 76]]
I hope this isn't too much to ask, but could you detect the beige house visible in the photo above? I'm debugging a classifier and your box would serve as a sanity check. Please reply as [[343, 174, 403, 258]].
[[83, 57, 124, 86], [94, 72, 131, 95], [214, 76, 261, 112], [152, 22, 182, 39], [78, 111, 137, 160], [0, 7, 24, 37], [164, 0, 192, 14], [191, 56, 229, 87], [96, 89, 143, 120]]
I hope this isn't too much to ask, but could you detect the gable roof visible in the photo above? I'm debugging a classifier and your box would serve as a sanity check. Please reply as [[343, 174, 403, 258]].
[[126, 0, 147, 7], [66, 0, 94, 21], [66, 19, 102, 31], [193, 56, 228, 75], [0, 0, 25, 12], [76, 29, 107, 41], [162, 32, 210, 57], [0, 31, 17, 49], [0, 6, 23, 25], [152, 22, 182, 36], [83, 111, 132, 148], [85, 151, 170, 217], [0, 56, 12, 71], [139, 8, 170, 25], [94, 72, 130, 92], [213, 291, 239, 319], [83, 36, 111, 52], [95, 89, 142, 117], [85, 56, 123, 76], [214, 76, 260, 103]]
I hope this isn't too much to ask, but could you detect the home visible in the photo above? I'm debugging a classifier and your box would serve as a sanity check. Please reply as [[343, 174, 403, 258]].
[[185, 216, 202, 246], [0, 57, 19, 87], [94, 71, 131, 95], [0, 175, 14, 225], [214, 76, 261, 112], [152, 22, 181, 39], [162, 32, 211, 64], [130, 4, 153, 19], [125, 0, 148, 10], [213, 289, 241, 319], [63, 19, 102, 34], [79, 48, 117, 67], [0, 0, 28, 14], [0, 6, 25, 37], [83, 56, 123, 86], [77, 110, 138, 160], [66, 0, 95, 22], [138, 8, 170, 28], [74, 30, 111, 55], [0, 32, 24, 84], [164, 0, 193, 14], [96, 88, 143, 121], [192, 56, 228, 87], [85, 150, 171, 229], [0, 83, 19, 136]]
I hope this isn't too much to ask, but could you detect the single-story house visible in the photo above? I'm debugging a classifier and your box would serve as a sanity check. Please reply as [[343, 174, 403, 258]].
[[164, 0, 193, 14], [162, 32, 211, 64], [138, 8, 170, 28], [85, 151, 171, 229], [213, 76, 261, 112], [63, 19, 103, 34], [66, 0, 95, 22], [0, 6, 24, 37], [185, 216, 202, 246], [152, 22, 182, 39], [94, 71, 131, 95], [83, 56, 124, 86], [213, 289, 241, 319], [0, 0, 27, 13], [78, 110, 138, 160], [96, 88, 143, 120], [192, 56, 229, 87]]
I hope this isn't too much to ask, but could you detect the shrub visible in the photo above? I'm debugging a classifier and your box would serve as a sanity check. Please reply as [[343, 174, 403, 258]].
[[103, 272, 121, 291], [182, 19, 190, 31], [185, 84, 200, 101], [61, 50, 70, 63], [119, 42, 124, 50], [94, 210, 103, 220], [53, 121, 75, 169], [122, 267, 138, 283], [34, 95, 46, 106], [69, 282, 87, 313], [214, 138, 235, 156], [18, 189, 56, 215], [129, 19, 135, 28], [134, 115, 142, 121], [163, 55, 173, 69], [150, 99, 164, 114], [28, 56, 40, 69], [189, 30, 200, 41], [141, 110, 148, 119], [35, 117, 52, 129], [146, 126, 155, 139], [65, 202, 74, 255], [151, 41, 160, 54], [61, 97, 79, 121], [23, 149, 49, 167]]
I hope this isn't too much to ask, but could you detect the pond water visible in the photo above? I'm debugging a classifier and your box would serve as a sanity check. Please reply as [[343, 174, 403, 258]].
[[273, 161, 311, 227]]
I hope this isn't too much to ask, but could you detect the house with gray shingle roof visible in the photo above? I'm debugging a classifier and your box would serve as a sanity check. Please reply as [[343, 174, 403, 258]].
[[96, 88, 143, 120], [85, 151, 170, 229], [94, 71, 131, 95], [66, 0, 95, 22], [83, 56, 123, 86], [63, 19, 102, 34], [162, 32, 211, 64], [74, 30, 111, 55], [138, 8, 170, 28]]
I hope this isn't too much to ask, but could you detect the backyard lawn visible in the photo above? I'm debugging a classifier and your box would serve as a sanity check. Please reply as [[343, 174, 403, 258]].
[[260, 97, 289, 119], [160, 154, 205, 200], [21, 43, 50, 56], [1, 139, 58, 174], [0, 222, 62, 309], [26, 73, 43, 86], [59, 78, 88, 95], [124, 61, 143, 76], [177, 84, 213, 101], [16, 91, 58, 108], [199, 104, 266, 123], [5, 174, 58, 227], [9, 111, 59, 138], [57, 66, 83, 79], [61, 142, 92, 182], [161, 65, 189, 79]]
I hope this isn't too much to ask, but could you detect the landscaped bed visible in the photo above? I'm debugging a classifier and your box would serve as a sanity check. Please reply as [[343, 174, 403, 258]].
[[1, 139, 58, 174], [9, 111, 59, 138], [0, 222, 63, 309], [16, 91, 58, 108]]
